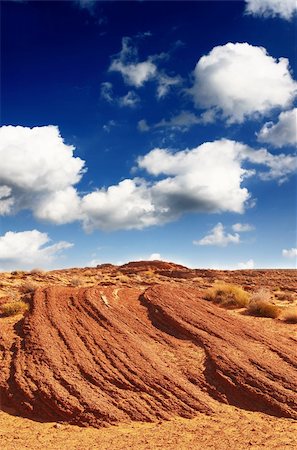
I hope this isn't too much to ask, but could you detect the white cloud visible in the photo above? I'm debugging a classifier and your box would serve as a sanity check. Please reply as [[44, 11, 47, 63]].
[[80, 179, 158, 232], [118, 90, 140, 108], [282, 247, 297, 258], [240, 145, 297, 183], [245, 0, 297, 20], [1, 126, 296, 232], [109, 37, 157, 87], [191, 42, 296, 124], [193, 223, 240, 247], [257, 108, 297, 148], [156, 74, 181, 99], [154, 110, 201, 131], [149, 253, 162, 261], [237, 259, 255, 269], [0, 230, 73, 271], [109, 37, 180, 98], [0, 186, 14, 215], [232, 223, 255, 232], [0, 125, 85, 224]]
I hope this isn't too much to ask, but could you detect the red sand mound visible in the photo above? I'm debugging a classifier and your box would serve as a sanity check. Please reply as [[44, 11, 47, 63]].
[[1, 282, 296, 428]]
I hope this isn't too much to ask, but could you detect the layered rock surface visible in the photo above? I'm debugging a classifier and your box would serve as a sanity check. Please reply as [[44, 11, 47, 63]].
[[1, 281, 296, 427]]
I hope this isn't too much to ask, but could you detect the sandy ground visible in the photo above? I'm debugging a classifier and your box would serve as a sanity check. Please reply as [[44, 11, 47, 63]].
[[1, 405, 297, 450]]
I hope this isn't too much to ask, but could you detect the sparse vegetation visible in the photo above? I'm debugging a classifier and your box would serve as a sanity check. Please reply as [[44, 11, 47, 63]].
[[0, 300, 29, 317], [283, 307, 297, 324], [247, 289, 280, 318], [70, 276, 82, 287], [20, 281, 37, 294], [204, 283, 250, 308]]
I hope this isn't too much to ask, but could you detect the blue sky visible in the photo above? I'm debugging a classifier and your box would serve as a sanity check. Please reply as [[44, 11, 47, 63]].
[[0, 0, 296, 270]]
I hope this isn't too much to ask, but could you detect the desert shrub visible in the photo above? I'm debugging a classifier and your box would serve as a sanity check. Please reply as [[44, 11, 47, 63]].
[[70, 276, 82, 287], [19, 281, 37, 294], [283, 307, 297, 324], [250, 288, 272, 303], [0, 301, 29, 317], [204, 283, 250, 308], [247, 288, 280, 318], [247, 299, 280, 318]]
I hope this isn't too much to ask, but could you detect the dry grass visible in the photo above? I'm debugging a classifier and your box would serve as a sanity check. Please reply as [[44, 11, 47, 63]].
[[247, 288, 281, 318], [20, 281, 37, 294], [282, 307, 297, 324], [0, 300, 29, 317], [204, 283, 250, 308], [247, 301, 281, 318], [70, 276, 82, 287]]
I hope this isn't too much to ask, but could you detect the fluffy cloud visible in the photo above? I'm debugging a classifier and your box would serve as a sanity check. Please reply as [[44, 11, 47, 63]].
[[1, 126, 296, 232], [245, 0, 297, 20], [0, 230, 73, 271], [108, 37, 180, 98], [232, 223, 255, 232], [257, 108, 297, 148], [191, 43, 296, 123], [282, 247, 297, 258], [237, 259, 255, 269], [109, 37, 157, 87], [193, 223, 240, 247], [80, 179, 157, 231], [0, 125, 85, 223]]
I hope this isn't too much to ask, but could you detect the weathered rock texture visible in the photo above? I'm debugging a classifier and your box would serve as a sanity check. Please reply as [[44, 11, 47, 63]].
[[1, 281, 296, 427]]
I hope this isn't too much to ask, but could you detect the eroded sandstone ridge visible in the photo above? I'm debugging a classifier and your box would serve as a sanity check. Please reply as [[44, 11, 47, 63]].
[[1, 275, 296, 427]]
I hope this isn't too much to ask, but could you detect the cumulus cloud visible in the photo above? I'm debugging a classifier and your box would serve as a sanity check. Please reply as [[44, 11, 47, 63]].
[[109, 37, 157, 87], [237, 259, 255, 269], [232, 223, 255, 232], [1, 126, 296, 232], [245, 0, 297, 20], [193, 223, 240, 247], [108, 37, 180, 98], [0, 125, 85, 223], [257, 108, 297, 148], [282, 247, 297, 258], [191, 42, 296, 124], [0, 230, 73, 271], [80, 179, 158, 231]]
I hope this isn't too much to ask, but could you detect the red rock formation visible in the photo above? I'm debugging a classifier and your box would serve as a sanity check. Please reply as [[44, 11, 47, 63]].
[[0, 283, 296, 428]]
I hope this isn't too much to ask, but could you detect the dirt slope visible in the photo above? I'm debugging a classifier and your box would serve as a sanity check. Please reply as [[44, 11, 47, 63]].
[[1, 282, 296, 430]]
